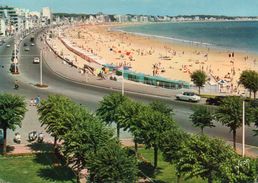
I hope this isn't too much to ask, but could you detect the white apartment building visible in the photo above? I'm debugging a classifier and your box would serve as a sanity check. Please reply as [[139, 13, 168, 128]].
[[114, 15, 129, 22], [0, 17, 6, 36], [41, 7, 52, 25]]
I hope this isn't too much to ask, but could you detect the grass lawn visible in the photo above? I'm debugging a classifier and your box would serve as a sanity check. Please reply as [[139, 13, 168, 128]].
[[138, 148, 207, 183], [0, 153, 76, 183]]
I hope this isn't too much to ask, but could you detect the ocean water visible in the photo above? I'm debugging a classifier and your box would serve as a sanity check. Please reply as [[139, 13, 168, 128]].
[[118, 21, 258, 54]]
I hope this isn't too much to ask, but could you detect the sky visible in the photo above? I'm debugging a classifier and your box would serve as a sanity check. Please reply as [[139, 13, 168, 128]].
[[1, 0, 258, 16]]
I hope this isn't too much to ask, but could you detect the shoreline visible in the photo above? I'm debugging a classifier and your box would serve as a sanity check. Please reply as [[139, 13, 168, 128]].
[[113, 22, 258, 56]]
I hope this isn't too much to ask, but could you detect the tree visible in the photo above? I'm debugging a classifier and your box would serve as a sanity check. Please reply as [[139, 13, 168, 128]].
[[239, 70, 258, 99], [37, 95, 76, 149], [160, 128, 190, 182], [215, 96, 252, 150], [219, 156, 257, 183], [62, 107, 114, 182], [87, 142, 138, 182], [0, 93, 27, 154], [176, 135, 237, 183], [190, 106, 214, 134], [190, 70, 207, 95], [149, 100, 174, 116], [137, 107, 176, 168], [96, 92, 129, 139], [116, 99, 146, 154]]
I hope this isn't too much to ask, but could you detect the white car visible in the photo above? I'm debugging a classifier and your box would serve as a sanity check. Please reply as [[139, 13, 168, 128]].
[[33, 57, 40, 64], [6, 44, 10, 47], [31, 43, 35, 46], [176, 92, 201, 102]]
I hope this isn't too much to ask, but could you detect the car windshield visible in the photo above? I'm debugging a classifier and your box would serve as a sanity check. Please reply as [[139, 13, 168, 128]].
[[183, 92, 195, 96]]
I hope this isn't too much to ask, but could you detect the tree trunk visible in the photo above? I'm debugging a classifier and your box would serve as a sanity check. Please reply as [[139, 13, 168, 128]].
[[134, 138, 138, 156], [54, 136, 57, 149], [2, 128, 7, 155], [233, 129, 236, 150], [198, 87, 201, 95], [201, 127, 204, 135], [117, 123, 120, 139], [249, 90, 252, 98], [254, 91, 256, 99], [177, 174, 182, 183], [76, 174, 80, 183], [208, 176, 213, 183], [154, 145, 158, 169]]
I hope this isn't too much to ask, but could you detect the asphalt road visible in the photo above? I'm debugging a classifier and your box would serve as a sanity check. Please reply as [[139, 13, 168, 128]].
[[1, 33, 258, 147]]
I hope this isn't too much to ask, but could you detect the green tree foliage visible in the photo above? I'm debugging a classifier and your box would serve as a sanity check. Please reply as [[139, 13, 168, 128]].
[[96, 92, 129, 139], [190, 106, 214, 134], [239, 70, 258, 99], [0, 93, 27, 154], [176, 135, 237, 183], [190, 70, 207, 94], [61, 107, 113, 181], [160, 129, 190, 164], [149, 100, 174, 116], [219, 156, 257, 183], [37, 95, 76, 148], [137, 107, 176, 168], [215, 96, 253, 150], [116, 99, 146, 154], [88, 142, 138, 182]]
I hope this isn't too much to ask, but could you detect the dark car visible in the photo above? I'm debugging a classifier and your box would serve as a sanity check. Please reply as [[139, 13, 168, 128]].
[[206, 96, 228, 106]]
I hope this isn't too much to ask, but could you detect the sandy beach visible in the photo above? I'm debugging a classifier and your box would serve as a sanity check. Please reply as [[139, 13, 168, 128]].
[[49, 23, 258, 94]]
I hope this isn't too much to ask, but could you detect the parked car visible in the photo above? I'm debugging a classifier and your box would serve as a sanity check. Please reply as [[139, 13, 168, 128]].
[[176, 92, 201, 102], [33, 57, 40, 64], [206, 96, 228, 106]]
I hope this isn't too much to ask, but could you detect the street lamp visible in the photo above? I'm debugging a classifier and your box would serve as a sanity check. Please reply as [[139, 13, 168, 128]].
[[242, 100, 245, 157], [14, 43, 18, 74], [122, 65, 124, 96]]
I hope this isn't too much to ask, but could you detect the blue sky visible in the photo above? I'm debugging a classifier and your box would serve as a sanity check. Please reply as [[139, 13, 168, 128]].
[[1, 0, 258, 16]]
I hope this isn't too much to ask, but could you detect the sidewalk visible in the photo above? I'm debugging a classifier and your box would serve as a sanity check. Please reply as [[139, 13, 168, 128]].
[[4, 139, 258, 159]]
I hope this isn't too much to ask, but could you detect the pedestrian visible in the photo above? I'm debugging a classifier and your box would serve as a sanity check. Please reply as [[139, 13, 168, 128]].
[[30, 98, 34, 106], [34, 96, 41, 105], [85, 70, 89, 82]]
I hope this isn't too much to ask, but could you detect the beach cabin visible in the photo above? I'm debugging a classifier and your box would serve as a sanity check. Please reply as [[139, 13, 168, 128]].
[[116, 70, 190, 89]]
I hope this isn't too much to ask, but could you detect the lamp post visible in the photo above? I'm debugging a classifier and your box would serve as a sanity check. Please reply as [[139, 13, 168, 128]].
[[40, 49, 43, 86], [13, 43, 19, 74], [122, 65, 124, 96], [242, 100, 245, 157]]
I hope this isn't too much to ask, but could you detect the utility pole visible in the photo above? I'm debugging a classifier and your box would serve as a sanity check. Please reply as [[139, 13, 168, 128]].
[[122, 65, 124, 96], [242, 100, 245, 157], [40, 49, 43, 86], [14, 43, 18, 74]]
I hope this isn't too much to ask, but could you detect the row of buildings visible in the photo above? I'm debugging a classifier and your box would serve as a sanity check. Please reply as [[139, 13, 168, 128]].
[[66, 12, 258, 24], [0, 6, 53, 36]]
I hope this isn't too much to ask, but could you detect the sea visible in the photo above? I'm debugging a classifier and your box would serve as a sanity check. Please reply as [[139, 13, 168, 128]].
[[117, 21, 258, 54]]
